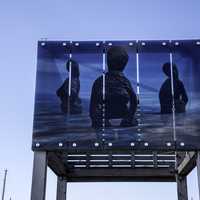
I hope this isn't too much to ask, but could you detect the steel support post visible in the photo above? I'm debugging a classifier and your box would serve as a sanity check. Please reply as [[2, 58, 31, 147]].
[[177, 175, 188, 200], [56, 177, 67, 200], [197, 152, 200, 199], [31, 152, 47, 200]]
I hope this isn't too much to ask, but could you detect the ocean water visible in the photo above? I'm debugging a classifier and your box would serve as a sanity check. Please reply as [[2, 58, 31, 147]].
[[33, 92, 200, 150]]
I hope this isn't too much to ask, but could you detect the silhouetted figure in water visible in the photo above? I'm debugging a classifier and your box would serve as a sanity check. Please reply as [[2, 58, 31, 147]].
[[90, 46, 138, 128], [159, 62, 188, 114], [56, 59, 82, 114]]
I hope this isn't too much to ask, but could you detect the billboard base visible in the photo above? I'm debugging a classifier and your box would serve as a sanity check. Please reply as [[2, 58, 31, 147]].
[[30, 150, 200, 200], [56, 177, 67, 200]]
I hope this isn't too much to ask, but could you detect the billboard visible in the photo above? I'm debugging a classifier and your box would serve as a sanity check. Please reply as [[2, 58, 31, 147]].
[[32, 40, 200, 151]]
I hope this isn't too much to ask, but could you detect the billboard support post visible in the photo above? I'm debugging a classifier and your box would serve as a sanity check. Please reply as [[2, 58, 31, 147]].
[[197, 152, 200, 199], [56, 177, 67, 200], [31, 152, 47, 200], [177, 175, 188, 200], [177, 153, 188, 200]]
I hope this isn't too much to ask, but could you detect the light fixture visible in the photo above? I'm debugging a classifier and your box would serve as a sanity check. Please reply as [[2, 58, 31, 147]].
[[144, 142, 149, 147], [72, 142, 77, 147], [180, 142, 185, 146], [129, 42, 134, 46], [108, 142, 112, 147], [141, 42, 146, 46], [62, 42, 67, 46], [166, 142, 171, 147], [35, 143, 40, 147], [94, 142, 99, 147], [130, 142, 135, 147], [75, 42, 79, 46], [58, 142, 63, 147], [175, 42, 179, 46], [196, 41, 200, 46]]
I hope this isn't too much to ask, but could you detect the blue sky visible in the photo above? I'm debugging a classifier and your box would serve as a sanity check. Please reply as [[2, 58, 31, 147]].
[[0, 0, 200, 199]]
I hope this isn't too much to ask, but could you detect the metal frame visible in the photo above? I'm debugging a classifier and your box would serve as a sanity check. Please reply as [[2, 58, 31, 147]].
[[177, 175, 188, 200], [33, 39, 200, 152], [30, 150, 200, 200], [56, 177, 67, 200], [197, 152, 200, 198], [31, 152, 47, 200], [64, 167, 175, 182]]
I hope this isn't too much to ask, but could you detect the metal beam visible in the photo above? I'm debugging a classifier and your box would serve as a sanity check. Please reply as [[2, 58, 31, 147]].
[[48, 152, 67, 177], [31, 152, 47, 200], [56, 177, 67, 200], [65, 168, 175, 182], [177, 176, 188, 200], [177, 152, 196, 176]]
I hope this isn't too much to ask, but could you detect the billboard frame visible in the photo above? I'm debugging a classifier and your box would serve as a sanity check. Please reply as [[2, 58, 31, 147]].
[[31, 39, 200, 200], [33, 39, 200, 152]]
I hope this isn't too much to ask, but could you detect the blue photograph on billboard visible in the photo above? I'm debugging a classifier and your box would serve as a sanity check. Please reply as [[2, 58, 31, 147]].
[[138, 41, 175, 148], [172, 40, 200, 149], [32, 40, 200, 151]]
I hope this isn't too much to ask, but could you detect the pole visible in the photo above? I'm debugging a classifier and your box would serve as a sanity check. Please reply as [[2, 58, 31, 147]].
[[1, 169, 8, 200], [177, 175, 188, 200], [31, 152, 47, 200], [56, 177, 67, 200], [197, 152, 200, 200]]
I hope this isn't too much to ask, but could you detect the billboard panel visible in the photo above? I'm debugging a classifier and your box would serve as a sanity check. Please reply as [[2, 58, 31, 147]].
[[103, 41, 138, 150], [172, 40, 200, 150], [138, 41, 175, 149], [33, 40, 200, 151]]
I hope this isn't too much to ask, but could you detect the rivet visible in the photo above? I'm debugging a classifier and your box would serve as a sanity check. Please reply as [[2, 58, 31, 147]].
[[144, 142, 149, 147], [108, 142, 112, 147]]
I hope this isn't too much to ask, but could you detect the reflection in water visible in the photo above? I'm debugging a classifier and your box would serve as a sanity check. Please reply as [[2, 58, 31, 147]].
[[90, 46, 138, 129], [56, 59, 82, 114], [159, 62, 188, 114]]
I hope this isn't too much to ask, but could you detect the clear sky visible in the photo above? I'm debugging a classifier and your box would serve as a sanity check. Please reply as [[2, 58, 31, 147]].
[[0, 0, 200, 199]]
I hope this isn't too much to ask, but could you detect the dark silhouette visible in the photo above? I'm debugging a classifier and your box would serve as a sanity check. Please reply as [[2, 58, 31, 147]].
[[56, 59, 82, 114], [90, 46, 138, 128], [159, 62, 188, 114]]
